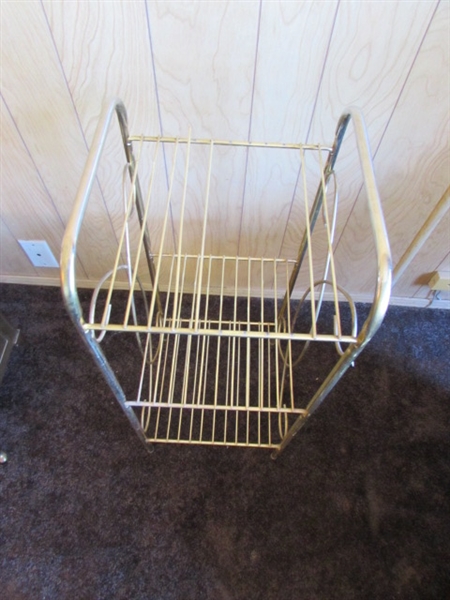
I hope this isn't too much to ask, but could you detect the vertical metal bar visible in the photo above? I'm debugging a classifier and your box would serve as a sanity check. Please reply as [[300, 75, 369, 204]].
[[215, 258, 226, 442], [100, 138, 144, 328], [246, 258, 251, 408], [273, 260, 281, 413], [136, 333, 151, 404], [235, 337, 241, 445], [124, 139, 161, 326], [172, 132, 192, 324], [258, 258, 264, 445], [286, 262, 295, 411], [300, 146, 317, 338], [147, 139, 180, 328], [318, 146, 342, 338], [145, 254, 176, 437], [202, 257, 214, 441], [151, 253, 176, 409], [224, 335, 232, 443], [267, 332, 271, 447], [198, 329, 210, 443], [246, 258, 252, 446], [231, 257, 239, 443], [116, 106, 163, 317], [166, 255, 189, 439], [195, 142, 214, 329]]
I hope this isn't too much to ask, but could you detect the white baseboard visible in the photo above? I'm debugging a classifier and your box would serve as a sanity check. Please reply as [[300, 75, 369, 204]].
[[1, 274, 449, 310]]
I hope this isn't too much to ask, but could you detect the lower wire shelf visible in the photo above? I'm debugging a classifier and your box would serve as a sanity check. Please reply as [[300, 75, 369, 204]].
[[61, 98, 391, 458], [126, 319, 309, 450]]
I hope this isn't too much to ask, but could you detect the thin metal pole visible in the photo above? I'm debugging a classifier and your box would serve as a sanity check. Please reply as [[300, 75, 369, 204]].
[[115, 104, 163, 317], [392, 184, 450, 286]]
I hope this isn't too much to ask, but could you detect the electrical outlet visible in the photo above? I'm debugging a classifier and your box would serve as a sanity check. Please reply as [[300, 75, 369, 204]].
[[18, 240, 59, 268], [428, 271, 450, 292]]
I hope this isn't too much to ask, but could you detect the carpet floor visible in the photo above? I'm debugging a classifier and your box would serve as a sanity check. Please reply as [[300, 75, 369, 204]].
[[0, 284, 449, 599]]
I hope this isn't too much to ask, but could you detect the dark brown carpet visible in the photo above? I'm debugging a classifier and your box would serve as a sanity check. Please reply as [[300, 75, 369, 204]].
[[0, 284, 449, 599]]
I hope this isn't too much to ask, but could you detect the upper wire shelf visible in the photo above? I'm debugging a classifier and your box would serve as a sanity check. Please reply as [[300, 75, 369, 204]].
[[84, 130, 357, 346]]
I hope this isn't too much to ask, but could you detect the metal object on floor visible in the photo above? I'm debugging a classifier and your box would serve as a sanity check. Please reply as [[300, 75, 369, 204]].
[[61, 98, 391, 458], [0, 312, 19, 465], [0, 312, 19, 386]]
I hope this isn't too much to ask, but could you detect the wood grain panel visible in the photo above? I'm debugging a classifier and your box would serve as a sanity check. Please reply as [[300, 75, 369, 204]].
[[308, 1, 438, 145], [0, 1, 118, 281], [238, 1, 337, 273], [334, 1, 449, 296], [281, 0, 439, 293], [42, 0, 168, 260], [435, 253, 450, 274], [147, 0, 260, 139], [251, 1, 338, 143], [392, 209, 450, 299], [42, 0, 159, 139], [0, 219, 37, 278], [146, 1, 260, 288], [0, 0, 447, 308], [0, 97, 68, 279], [238, 146, 299, 259]]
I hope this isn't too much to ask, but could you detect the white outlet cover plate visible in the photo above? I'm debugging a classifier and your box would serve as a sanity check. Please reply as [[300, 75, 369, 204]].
[[19, 240, 59, 268]]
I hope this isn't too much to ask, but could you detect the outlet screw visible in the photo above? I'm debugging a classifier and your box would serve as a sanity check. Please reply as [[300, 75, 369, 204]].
[[0, 452, 8, 464]]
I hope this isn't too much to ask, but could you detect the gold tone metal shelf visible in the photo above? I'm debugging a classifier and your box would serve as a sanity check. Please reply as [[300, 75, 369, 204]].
[[83, 255, 358, 344], [61, 98, 391, 458]]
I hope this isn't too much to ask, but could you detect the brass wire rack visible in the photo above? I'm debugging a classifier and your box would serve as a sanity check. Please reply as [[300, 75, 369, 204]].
[[61, 99, 391, 458]]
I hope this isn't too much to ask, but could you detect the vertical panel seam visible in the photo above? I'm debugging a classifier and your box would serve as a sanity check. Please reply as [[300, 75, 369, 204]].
[[39, 0, 118, 272], [0, 92, 66, 233], [144, 0, 166, 140], [237, 0, 263, 256], [0, 92, 78, 271], [372, 0, 442, 162], [40, 1, 88, 150], [333, 0, 442, 264], [246, 0, 263, 142], [277, 0, 341, 259], [144, 0, 176, 250], [305, 0, 341, 143]]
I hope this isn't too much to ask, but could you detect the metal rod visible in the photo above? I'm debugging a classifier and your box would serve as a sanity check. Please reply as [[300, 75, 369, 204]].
[[172, 133, 192, 324], [392, 184, 450, 286], [318, 146, 342, 338], [100, 138, 144, 328], [129, 134, 332, 152], [148, 141, 180, 328], [116, 106, 163, 318], [301, 146, 317, 337], [124, 139, 161, 327], [195, 142, 215, 328]]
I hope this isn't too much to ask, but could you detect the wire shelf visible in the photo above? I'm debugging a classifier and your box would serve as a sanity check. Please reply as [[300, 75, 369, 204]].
[[61, 99, 391, 457]]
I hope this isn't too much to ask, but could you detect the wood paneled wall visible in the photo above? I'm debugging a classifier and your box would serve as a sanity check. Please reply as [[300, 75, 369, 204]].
[[1, 0, 449, 305]]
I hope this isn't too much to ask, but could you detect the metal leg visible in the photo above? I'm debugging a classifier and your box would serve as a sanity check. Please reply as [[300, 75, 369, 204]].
[[0, 312, 20, 465]]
